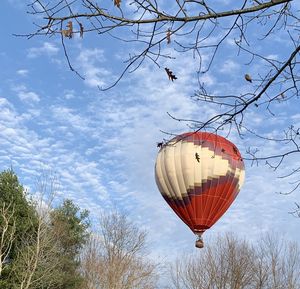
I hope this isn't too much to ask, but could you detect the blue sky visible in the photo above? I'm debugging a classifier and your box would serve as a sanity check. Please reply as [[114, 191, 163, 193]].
[[0, 0, 299, 258]]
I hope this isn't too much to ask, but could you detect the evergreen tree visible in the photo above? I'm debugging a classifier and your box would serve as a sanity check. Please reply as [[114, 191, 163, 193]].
[[0, 169, 37, 289], [50, 199, 90, 289], [1, 170, 90, 288]]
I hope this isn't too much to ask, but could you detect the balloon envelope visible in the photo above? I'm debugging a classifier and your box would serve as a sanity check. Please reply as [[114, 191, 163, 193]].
[[155, 132, 245, 236]]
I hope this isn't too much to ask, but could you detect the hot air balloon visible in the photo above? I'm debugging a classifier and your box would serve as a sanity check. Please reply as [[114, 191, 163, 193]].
[[155, 132, 245, 248]]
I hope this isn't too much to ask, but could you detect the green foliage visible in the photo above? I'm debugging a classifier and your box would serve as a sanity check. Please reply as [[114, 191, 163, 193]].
[[0, 169, 37, 249], [50, 199, 90, 289], [0, 169, 37, 289], [51, 199, 90, 255], [0, 170, 90, 289]]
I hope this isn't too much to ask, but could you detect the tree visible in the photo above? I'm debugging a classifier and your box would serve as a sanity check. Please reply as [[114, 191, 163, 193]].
[[0, 201, 16, 278], [11, 202, 61, 289], [23, 0, 300, 212], [80, 211, 158, 289], [5, 171, 65, 289], [0, 169, 38, 289], [168, 233, 300, 289], [0, 170, 90, 289], [50, 199, 90, 289]]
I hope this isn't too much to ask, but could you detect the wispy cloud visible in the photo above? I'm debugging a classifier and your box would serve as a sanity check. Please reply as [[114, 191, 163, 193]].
[[0, 96, 110, 211], [16, 69, 29, 76], [63, 89, 76, 100], [12, 84, 40, 103], [219, 59, 240, 73], [77, 48, 111, 88], [27, 42, 59, 58]]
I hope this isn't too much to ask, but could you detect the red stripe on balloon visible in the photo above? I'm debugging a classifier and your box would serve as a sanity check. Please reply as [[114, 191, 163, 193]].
[[162, 177, 240, 233]]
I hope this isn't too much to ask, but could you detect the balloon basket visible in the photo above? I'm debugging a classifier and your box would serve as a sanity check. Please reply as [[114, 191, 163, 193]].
[[195, 234, 204, 249]]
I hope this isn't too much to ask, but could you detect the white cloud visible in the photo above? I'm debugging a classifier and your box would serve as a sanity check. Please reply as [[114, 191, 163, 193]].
[[18, 91, 40, 102], [0, 96, 110, 210], [17, 69, 29, 76], [12, 84, 40, 103], [63, 89, 76, 100], [265, 54, 279, 60], [198, 73, 215, 86], [27, 42, 59, 58], [76, 48, 111, 88], [219, 59, 240, 73], [51, 105, 91, 133]]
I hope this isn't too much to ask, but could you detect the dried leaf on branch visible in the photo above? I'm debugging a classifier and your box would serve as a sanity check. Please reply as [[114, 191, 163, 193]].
[[79, 23, 84, 38], [61, 21, 73, 38], [244, 73, 252, 83], [165, 68, 177, 81], [166, 29, 171, 44], [114, 0, 121, 7]]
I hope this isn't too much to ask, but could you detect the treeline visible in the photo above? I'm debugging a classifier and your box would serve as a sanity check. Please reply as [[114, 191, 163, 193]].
[[168, 234, 300, 289], [1, 169, 300, 289], [0, 169, 157, 289], [0, 169, 90, 289]]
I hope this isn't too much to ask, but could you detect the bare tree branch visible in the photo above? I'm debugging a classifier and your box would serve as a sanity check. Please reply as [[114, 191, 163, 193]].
[[0, 202, 16, 277]]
